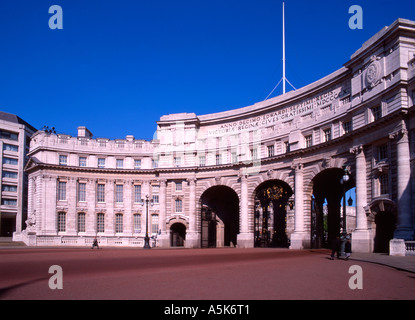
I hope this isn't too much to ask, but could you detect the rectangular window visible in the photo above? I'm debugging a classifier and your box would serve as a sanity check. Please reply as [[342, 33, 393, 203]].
[[305, 135, 313, 148], [176, 181, 182, 191], [97, 184, 105, 203], [343, 121, 353, 134], [151, 214, 159, 234], [133, 214, 141, 233], [251, 149, 258, 160], [77, 213, 86, 233], [2, 199, 17, 206], [152, 185, 159, 204], [2, 171, 18, 179], [3, 144, 18, 152], [152, 159, 159, 168], [57, 181, 67, 201], [174, 157, 181, 167], [371, 106, 382, 121], [267, 145, 274, 157], [0, 130, 18, 141], [78, 183, 86, 202], [377, 144, 388, 161], [2, 185, 17, 192], [115, 214, 123, 233], [98, 158, 106, 168], [232, 152, 238, 163], [79, 157, 87, 167], [199, 156, 206, 167], [175, 199, 182, 213], [3, 157, 18, 165], [57, 212, 66, 232], [115, 184, 123, 203], [134, 185, 142, 203], [284, 141, 290, 153], [379, 174, 389, 195], [323, 128, 332, 142], [116, 159, 124, 169], [134, 159, 141, 169], [59, 155, 67, 166], [216, 154, 222, 165], [97, 213, 105, 233]]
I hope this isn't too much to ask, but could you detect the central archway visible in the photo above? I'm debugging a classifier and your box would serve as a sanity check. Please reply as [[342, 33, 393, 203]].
[[200, 186, 239, 248]]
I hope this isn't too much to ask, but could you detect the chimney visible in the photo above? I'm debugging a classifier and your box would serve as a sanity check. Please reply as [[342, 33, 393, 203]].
[[77, 126, 93, 138]]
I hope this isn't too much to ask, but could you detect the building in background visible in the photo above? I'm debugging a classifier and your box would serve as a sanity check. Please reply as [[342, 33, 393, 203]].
[[0, 112, 36, 237], [20, 19, 415, 252]]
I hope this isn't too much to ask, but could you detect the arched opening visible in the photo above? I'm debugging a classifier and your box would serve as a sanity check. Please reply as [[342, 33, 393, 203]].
[[254, 180, 293, 248], [368, 199, 396, 253], [311, 168, 355, 248], [170, 222, 186, 247], [200, 186, 239, 248]]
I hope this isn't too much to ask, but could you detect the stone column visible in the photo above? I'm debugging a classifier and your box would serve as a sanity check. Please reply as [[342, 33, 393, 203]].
[[237, 171, 254, 248], [157, 179, 170, 247], [66, 177, 77, 235], [290, 163, 307, 249], [350, 145, 371, 252], [185, 177, 200, 248], [392, 128, 413, 240]]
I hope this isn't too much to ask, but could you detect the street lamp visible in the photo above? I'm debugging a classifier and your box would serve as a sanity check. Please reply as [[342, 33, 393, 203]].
[[340, 168, 351, 255], [142, 195, 153, 249]]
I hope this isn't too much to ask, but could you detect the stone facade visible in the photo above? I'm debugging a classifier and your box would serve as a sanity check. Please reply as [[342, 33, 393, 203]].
[[20, 18, 415, 252]]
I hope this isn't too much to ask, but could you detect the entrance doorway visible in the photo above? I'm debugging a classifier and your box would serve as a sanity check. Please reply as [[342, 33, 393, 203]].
[[254, 180, 293, 248], [170, 223, 186, 247], [200, 186, 239, 248]]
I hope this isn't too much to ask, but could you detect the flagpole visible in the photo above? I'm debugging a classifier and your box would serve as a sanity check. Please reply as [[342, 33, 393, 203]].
[[282, 1, 286, 94]]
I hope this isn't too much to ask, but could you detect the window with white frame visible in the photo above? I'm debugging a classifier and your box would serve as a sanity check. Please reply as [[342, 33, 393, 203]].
[[151, 214, 159, 234], [97, 184, 105, 203], [174, 157, 181, 167], [98, 158, 106, 168], [134, 185, 141, 203], [115, 184, 123, 203], [133, 214, 141, 233], [78, 182, 86, 202], [57, 212, 66, 232], [305, 135, 313, 148], [57, 181, 67, 201], [59, 155, 67, 166], [323, 128, 332, 142], [116, 159, 124, 169], [97, 213, 105, 233], [176, 181, 182, 192], [115, 214, 123, 233], [267, 145, 274, 158], [79, 157, 87, 167], [216, 154, 222, 165], [152, 185, 159, 204], [199, 156, 206, 167], [134, 159, 141, 169], [175, 199, 183, 213], [77, 212, 86, 232]]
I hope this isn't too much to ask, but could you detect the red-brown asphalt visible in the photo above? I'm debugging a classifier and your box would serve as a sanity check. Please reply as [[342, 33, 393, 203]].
[[0, 247, 414, 300]]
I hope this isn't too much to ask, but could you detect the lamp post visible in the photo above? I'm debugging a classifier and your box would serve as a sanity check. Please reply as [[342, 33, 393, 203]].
[[142, 195, 153, 249]]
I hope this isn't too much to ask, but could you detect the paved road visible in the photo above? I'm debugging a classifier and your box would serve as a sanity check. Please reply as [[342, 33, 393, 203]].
[[0, 248, 414, 300]]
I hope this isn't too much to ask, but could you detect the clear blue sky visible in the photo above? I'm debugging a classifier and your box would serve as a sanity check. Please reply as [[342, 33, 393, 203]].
[[1, 0, 414, 140]]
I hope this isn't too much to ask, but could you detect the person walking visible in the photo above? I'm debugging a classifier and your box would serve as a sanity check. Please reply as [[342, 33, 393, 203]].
[[345, 239, 352, 260], [91, 236, 100, 249], [330, 236, 341, 260]]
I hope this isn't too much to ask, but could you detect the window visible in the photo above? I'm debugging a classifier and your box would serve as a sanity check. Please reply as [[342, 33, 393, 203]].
[[267, 145, 274, 158], [59, 155, 67, 166], [2, 199, 17, 206], [284, 141, 290, 153], [77, 213, 86, 233], [98, 158, 106, 168], [3, 144, 18, 152], [251, 149, 258, 160], [115, 214, 123, 233], [343, 121, 353, 134], [151, 214, 159, 234], [323, 128, 332, 142], [57, 181, 66, 201], [2, 171, 18, 179], [57, 212, 66, 232], [134, 185, 142, 203], [3, 157, 18, 165], [371, 106, 382, 121], [175, 199, 182, 213], [2, 185, 17, 192], [134, 159, 141, 170], [216, 154, 222, 165], [79, 157, 87, 167], [152, 185, 159, 204], [199, 156, 206, 167], [78, 183, 86, 202], [116, 159, 124, 169], [133, 214, 141, 233], [232, 152, 238, 163], [115, 184, 123, 203], [305, 135, 313, 148], [377, 144, 388, 162], [174, 157, 181, 167], [97, 213, 105, 233], [152, 158, 159, 168], [379, 174, 389, 195], [0, 130, 18, 141], [176, 181, 182, 192], [97, 184, 105, 203]]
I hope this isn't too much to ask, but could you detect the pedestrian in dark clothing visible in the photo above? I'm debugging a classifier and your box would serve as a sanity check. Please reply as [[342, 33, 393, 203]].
[[91, 237, 99, 249], [345, 239, 352, 260], [330, 236, 341, 260]]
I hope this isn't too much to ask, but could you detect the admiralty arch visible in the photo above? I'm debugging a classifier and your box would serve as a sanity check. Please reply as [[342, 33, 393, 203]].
[[16, 18, 415, 253]]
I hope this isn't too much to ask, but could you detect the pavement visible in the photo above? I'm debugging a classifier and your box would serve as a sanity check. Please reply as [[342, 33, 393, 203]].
[[350, 252, 415, 273]]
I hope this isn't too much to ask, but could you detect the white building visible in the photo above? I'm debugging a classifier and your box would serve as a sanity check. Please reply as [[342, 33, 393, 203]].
[[19, 18, 415, 252], [0, 112, 36, 237]]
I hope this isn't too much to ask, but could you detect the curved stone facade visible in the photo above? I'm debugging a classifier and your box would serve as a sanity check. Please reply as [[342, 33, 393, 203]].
[[20, 19, 415, 252]]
